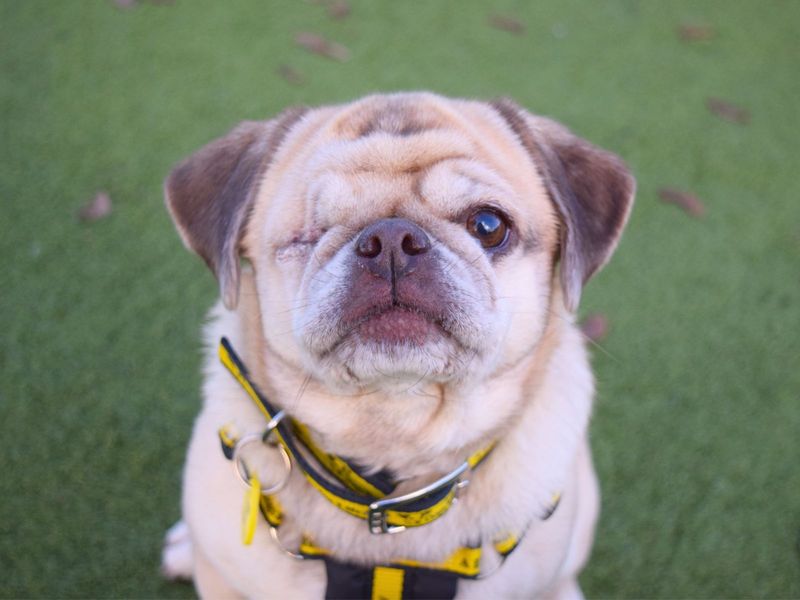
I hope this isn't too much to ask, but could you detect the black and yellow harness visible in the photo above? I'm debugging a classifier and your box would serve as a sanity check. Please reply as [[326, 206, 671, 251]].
[[217, 337, 560, 599]]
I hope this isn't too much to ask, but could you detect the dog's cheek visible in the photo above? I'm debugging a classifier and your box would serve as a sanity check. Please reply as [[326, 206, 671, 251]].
[[431, 242, 499, 341], [493, 254, 553, 367], [293, 244, 353, 357], [246, 231, 320, 369], [249, 258, 305, 367]]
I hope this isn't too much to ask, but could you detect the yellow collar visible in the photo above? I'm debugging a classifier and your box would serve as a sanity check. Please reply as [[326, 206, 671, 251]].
[[218, 337, 495, 534]]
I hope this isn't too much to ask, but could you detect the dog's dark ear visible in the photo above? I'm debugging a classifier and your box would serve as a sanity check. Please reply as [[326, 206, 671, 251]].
[[165, 108, 307, 309], [490, 98, 635, 312]]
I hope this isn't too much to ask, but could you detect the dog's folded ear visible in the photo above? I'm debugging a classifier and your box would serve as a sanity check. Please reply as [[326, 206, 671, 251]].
[[490, 99, 635, 312], [164, 108, 307, 309]]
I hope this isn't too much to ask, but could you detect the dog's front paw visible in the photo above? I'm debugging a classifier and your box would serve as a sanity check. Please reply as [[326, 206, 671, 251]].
[[161, 520, 193, 581]]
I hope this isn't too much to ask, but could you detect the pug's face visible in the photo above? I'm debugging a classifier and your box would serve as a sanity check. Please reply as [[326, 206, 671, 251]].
[[166, 94, 634, 392]]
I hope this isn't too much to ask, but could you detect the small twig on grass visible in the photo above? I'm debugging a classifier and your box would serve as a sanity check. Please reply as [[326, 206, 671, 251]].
[[706, 97, 751, 124], [488, 14, 526, 35], [677, 23, 715, 42], [658, 188, 706, 218], [78, 192, 113, 223], [295, 32, 351, 62]]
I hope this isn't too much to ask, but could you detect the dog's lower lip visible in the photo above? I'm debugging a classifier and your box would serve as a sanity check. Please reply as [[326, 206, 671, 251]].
[[355, 307, 441, 344]]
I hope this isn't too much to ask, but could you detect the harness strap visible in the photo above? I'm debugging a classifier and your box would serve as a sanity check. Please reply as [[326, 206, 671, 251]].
[[299, 536, 483, 578], [301, 534, 527, 600], [216, 336, 563, 598], [324, 560, 458, 600], [219, 337, 494, 530]]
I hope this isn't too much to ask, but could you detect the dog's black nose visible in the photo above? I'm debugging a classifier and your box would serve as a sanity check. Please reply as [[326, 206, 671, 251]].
[[355, 218, 431, 281]]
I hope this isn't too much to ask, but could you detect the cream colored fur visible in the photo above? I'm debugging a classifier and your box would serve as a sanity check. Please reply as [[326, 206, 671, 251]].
[[161, 93, 632, 599]]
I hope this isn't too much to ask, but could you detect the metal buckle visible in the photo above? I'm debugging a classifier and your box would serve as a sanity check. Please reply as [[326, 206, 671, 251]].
[[232, 410, 292, 495], [367, 461, 470, 534]]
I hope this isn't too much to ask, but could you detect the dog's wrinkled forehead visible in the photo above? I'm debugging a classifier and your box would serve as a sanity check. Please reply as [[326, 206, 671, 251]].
[[334, 96, 451, 139], [276, 96, 546, 238], [315, 98, 474, 187]]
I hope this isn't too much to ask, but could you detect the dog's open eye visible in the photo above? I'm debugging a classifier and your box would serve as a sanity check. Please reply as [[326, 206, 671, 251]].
[[466, 209, 510, 249]]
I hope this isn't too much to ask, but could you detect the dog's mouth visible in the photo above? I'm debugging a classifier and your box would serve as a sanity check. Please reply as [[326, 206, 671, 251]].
[[353, 306, 444, 345], [302, 243, 491, 383]]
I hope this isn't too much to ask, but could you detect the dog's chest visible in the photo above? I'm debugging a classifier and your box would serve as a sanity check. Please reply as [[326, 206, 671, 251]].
[[182, 306, 594, 597]]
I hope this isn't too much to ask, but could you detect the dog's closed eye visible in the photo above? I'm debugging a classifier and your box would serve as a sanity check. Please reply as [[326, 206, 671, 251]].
[[275, 229, 327, 262]]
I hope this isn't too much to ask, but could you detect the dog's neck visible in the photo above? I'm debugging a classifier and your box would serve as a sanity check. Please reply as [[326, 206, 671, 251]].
[[232, 273, 567, 482]]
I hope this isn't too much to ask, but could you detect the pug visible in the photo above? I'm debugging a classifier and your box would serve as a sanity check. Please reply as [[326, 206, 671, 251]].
[[160, 93, 634, 599]]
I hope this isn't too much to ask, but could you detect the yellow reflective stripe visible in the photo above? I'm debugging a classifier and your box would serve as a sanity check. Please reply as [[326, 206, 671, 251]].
[[467, 442, 495, 469], [299, 537, 330, 557], [392, 545, 482, 578], [384, 486, 457, 527], [371, 566, 404, 600], [241, 475, 261, 545], [299, 535, 480, 576], [303, 475, 370, 519], [293, 421, 387, 498], [219, 424, 237, 449], [259, 494, 283, 527], [219, 343, 276, 424], [493, 533, 519, 557]]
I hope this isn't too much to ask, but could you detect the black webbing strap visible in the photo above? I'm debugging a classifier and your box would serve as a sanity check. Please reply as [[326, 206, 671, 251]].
[[323, 558, 459, 600]]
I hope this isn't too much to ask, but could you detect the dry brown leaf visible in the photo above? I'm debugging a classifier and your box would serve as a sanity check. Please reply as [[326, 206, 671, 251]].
[[295, 32, 351, 62], [328, 0, 351, 20], [658, 187, 706, 218], [115, 0, 174, 8], [706, 97, 750, 124], [277, 64, 306, 86], [488, 14, 526, 35], [78, 192, 113, 222], [580, 314, 609, 343], [677, 23, 715, 41]]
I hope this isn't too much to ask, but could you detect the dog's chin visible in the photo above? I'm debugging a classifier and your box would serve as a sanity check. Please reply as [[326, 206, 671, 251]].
[[354, 307, 443, 346], [308, 308, 479, 389]]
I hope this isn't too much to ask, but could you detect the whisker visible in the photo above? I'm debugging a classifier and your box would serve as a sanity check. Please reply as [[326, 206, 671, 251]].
[[402, 369, 431, 394], [287, 373, 312, 414], [542, 306, 620, 364]]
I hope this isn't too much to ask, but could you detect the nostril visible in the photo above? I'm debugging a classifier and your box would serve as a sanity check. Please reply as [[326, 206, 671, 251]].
[[401, 232, 430, 256], [356, 234, 382, 258]]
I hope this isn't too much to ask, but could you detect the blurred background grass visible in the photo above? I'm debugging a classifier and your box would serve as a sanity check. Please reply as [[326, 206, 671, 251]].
[[1, 0, 799, 597]]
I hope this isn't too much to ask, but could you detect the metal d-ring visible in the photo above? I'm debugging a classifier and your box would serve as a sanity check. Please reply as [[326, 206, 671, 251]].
[[232, 427, 292, 495], [269, 525, 305, 561]]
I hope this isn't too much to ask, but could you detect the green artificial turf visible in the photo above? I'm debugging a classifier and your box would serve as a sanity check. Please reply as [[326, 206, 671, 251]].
[[1, 1, 799, 597]]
